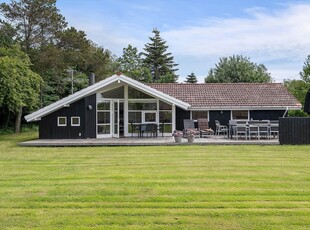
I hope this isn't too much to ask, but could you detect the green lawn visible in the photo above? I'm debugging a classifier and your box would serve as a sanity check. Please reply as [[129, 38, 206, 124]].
[[0, 132, 310, 229]]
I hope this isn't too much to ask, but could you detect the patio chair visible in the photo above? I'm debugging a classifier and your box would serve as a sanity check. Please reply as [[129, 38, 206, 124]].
[[215, 120, 228, 136], [248, 124, 259, 140], [197, 118, 214, 137], [158, 122, 165, 137], [130, 123, 141, 137], [183, 119, 200, 137], [258, 120, 270, 139], [140, 123, 158, 138], [270, 120, 279, 138], [235, 123, 247, 140]]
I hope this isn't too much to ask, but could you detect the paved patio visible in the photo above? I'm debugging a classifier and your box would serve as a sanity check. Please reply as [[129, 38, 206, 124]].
[[19, 135, 279, 147]]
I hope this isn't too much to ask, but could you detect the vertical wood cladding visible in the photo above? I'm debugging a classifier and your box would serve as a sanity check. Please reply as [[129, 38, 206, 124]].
[[176, 107, 190, 130], [39, 94, 96, 139], [250, 110, 285, 120], [279, 117, 310, 144], [209, 111, 231, 131], [84, 94, 97, 138]]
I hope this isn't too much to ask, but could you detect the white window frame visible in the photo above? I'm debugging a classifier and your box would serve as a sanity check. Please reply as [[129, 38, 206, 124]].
[[143, 111, 157, 123], [71, 116, 80, 126], [57, 117, 67, 126]]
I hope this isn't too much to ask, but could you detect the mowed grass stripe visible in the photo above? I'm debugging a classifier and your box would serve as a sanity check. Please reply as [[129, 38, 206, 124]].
[[0, 132, 309, 229]]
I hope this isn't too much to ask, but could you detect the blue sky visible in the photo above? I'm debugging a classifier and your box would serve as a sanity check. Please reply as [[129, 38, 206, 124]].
[[52, 1, 310, 82]]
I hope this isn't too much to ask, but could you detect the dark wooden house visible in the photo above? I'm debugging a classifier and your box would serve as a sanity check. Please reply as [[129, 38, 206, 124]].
[[25, 74, 301, 139]]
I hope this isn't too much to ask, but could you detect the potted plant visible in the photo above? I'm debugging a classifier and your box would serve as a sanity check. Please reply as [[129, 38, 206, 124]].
[[172, 130, 183, 143], [186, 130, 196, 143]]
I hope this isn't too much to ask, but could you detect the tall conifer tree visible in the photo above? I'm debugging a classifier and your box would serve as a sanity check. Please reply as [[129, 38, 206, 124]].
[[142, 28, 178, 83], [185, 72, 198, 83]]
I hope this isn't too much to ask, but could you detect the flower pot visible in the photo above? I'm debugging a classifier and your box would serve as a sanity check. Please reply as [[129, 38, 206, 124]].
[[174, 136, 182, 143], [187, 135, 195, 143]]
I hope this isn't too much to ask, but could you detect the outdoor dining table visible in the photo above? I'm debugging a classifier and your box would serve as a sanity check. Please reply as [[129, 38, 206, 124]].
[[228, 120, 273, 140], [131, 123, 159, 138]]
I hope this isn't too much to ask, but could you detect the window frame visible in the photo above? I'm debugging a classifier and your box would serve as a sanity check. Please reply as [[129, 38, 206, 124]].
[[231, 110, 249, 120], [191, 111, 209, 121], [57, 117, 67, 127], [71, 116, 80, 126]]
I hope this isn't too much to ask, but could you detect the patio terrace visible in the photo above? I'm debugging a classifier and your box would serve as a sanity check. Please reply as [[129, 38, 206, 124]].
[[19, 135, 279, 147]]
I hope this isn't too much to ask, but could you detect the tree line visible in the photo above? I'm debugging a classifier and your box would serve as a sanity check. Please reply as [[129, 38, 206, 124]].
[[0, 0, 309, 133]]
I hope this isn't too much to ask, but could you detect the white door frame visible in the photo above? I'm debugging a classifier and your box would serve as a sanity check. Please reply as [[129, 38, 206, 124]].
[[112, 100, 119, 138]]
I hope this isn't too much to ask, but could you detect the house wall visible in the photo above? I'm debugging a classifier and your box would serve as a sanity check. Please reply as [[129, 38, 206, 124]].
[[250, 110, 286, 120], [176, 107, 190, 130], [175, 109, 286, 132], [39, 94, 96, 139], [209, 111, 231, 131]]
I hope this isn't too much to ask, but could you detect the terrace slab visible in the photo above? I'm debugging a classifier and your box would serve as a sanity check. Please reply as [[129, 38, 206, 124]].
[[19, 136, 279, 147]]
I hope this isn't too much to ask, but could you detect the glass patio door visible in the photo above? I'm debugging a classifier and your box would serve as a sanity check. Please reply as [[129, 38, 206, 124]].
[[97, 101, 111, 138]]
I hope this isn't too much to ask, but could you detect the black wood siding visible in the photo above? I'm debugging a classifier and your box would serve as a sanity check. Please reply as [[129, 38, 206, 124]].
[[175, 107, 190, 130], [250, 110, 286, 120], [209, 111, 231, 131], [84, 94, 97, 139], [39, 94, 96, 139], [279, 117, 310, 144]]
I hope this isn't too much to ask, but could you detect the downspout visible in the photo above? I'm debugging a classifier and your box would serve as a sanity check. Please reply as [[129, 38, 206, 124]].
[[283, 107, 289, 117]]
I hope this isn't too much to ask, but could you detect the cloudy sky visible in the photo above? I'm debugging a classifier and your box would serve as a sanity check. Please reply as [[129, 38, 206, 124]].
[[55, 0, 310, 82]]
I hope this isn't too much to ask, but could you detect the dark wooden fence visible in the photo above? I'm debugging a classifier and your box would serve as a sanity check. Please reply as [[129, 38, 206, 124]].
[[279, 117, 310, 144]]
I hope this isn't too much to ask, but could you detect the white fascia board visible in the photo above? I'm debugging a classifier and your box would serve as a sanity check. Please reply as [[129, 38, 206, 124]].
[[25, 75, 121, 122], [189, 105, 302, 111], [119, 76, 190, 110], [25, 74, 190, 122]]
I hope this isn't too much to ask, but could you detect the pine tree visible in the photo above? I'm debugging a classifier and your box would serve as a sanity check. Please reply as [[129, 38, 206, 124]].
[[185, 72, 198, 83], [142, 28, 178, 83]]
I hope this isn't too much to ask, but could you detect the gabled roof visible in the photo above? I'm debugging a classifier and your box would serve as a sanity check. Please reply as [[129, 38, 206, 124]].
[[25, 74, 301, 122], [149, 83, 302, 110], [25, 74, 190, 122]]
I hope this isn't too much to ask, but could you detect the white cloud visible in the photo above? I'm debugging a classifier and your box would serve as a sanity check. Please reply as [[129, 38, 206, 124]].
[[163, 4, 310, 59], [161, 3, 310, 82]]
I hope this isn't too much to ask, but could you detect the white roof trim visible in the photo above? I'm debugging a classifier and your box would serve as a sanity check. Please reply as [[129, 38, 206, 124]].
[[189, 106, 302, 111], [25, 74, 190, 122]]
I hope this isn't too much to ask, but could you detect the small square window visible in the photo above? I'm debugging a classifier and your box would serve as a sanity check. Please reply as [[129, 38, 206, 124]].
[[71, 117, 80, 126], [57, 117, 67, 126]]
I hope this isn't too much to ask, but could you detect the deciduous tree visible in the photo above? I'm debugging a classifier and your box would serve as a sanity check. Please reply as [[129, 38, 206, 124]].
[[284, 55, 310, 116], [0, 0, 67, 53], [205, 55, 272, 83], [0, 45, 42, 132], [117, 44, 151, 82]]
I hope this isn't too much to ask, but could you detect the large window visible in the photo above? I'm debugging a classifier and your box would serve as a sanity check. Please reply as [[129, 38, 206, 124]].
[[159, 101, 172, 133], [128, 101, 157, 125], [232, 110, 248, 120], [144, 112, 156, 122], [128, 112, 142, 123], [128, 86, 154, 99], [128, 102, 157, 110]]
